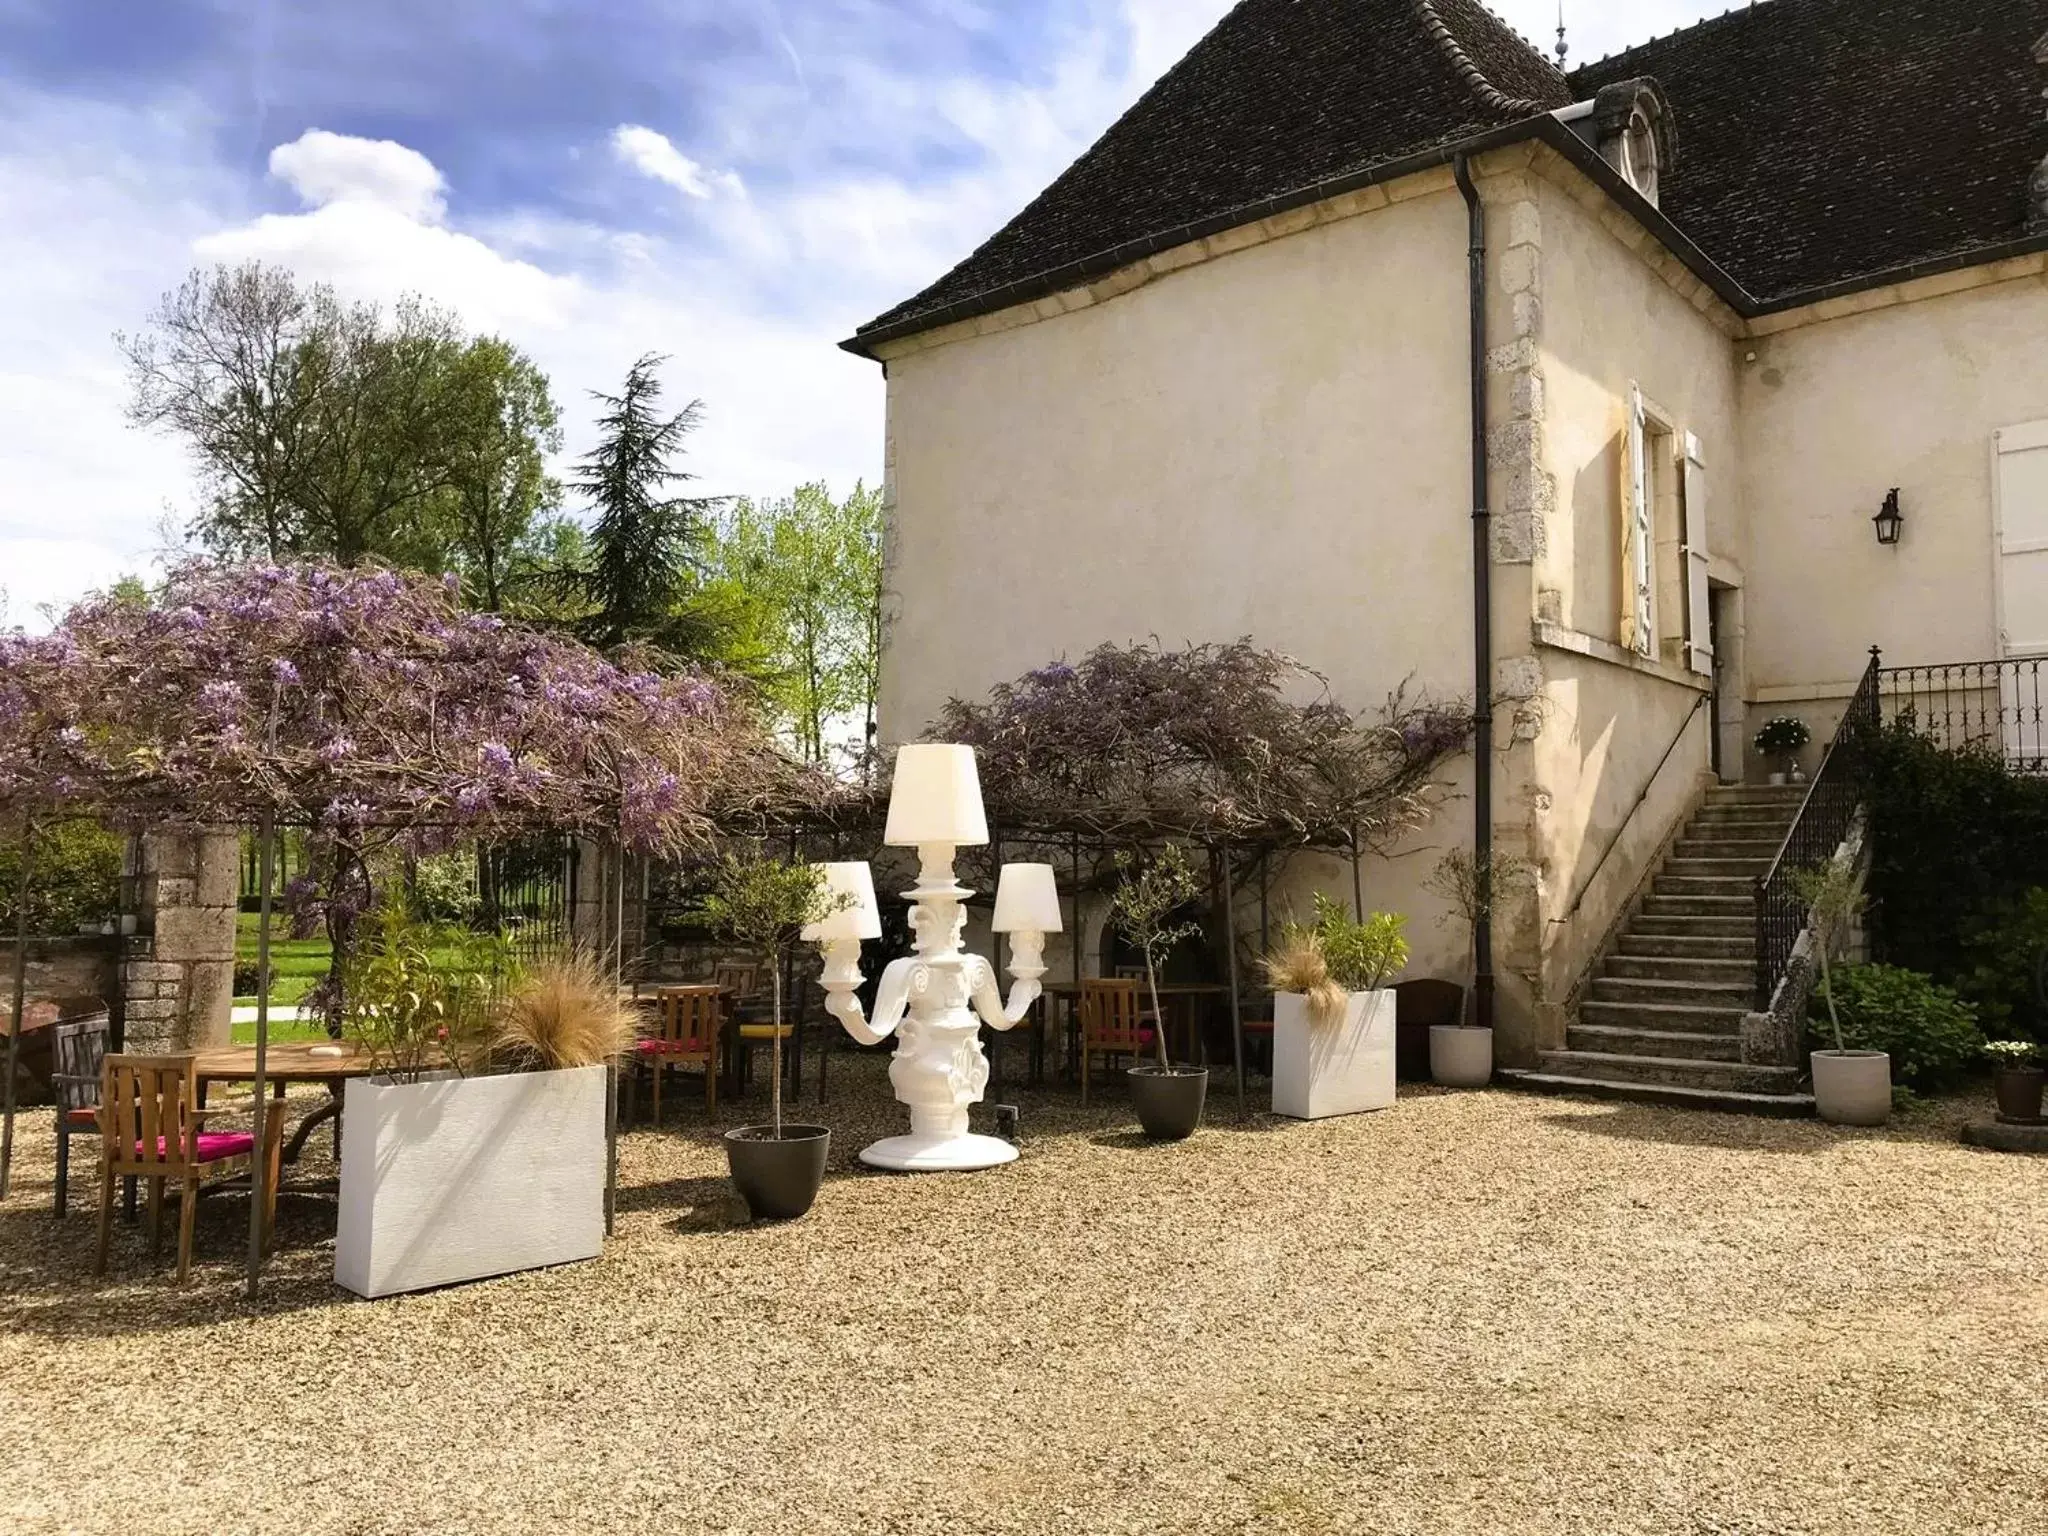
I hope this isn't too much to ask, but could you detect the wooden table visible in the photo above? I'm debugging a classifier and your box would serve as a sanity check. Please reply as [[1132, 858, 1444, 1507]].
[[190, 1041, 378, 1163], [1041, 981, 1233, 1073]]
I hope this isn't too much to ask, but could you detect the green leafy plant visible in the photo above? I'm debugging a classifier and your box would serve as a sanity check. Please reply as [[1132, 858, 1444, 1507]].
[[1753, 716, 1812, 758], [341, 895, 514, 1082], [1108, 845, 1205, 1070], [0, 820, 124, 935], [690, 853, 841, 1137], [1805, 964, 1985, 1093], [1983, 1038, 2043, 1068], [1787, 858, 1867, 1053], [1262, 893, 1409, 1027]]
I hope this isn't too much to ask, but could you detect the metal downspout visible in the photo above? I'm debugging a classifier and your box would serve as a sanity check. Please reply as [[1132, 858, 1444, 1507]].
[[1453, 153, 1495, 1033]]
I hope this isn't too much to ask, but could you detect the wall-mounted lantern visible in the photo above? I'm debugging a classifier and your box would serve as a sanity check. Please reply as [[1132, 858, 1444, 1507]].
[[1873, 488, 1904, 546]]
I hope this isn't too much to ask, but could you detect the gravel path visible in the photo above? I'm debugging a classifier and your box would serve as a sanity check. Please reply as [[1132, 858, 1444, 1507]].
[[3, 1059, 2044, 1535]]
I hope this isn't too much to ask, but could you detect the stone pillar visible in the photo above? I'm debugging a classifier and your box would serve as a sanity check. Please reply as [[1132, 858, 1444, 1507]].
[[121, 828, 239, 1052]]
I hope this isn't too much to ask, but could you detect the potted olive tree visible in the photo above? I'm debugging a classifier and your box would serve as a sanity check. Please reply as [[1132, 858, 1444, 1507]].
[[1109, 844, 1208, 1140], [1984, 1039, 2046, 1122], [1423, 849, 1526, 1089], [1790, 856, 1890, 1126], [1754, 716, 1812, 785], [1262, 894, 1407, 1119], [336, 901, 635, 1298], [695, 852, 842, 1220]]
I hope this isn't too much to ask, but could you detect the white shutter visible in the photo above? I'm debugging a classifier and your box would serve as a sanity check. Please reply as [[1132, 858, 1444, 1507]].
[[1622, 383, 1654, 657], [1680, 431, 1712, 675], [1996, 419, 2048, 657]]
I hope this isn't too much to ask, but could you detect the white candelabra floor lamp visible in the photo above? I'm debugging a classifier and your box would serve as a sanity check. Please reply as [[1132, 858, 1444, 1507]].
[[808, 744, 1062, 1171]]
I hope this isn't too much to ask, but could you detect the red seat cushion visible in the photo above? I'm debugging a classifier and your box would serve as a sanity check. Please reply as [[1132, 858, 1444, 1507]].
[[125, 1132, 255, 1163], [636, 1038, 705, 1055], [1239, 1020, 1275, 1035], [64, 1106, 98, 1127]]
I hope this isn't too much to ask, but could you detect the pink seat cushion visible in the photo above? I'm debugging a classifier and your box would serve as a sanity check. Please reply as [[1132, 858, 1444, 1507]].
[[125, 1131, 255, 1162], [636, 1038, 705, 1056]]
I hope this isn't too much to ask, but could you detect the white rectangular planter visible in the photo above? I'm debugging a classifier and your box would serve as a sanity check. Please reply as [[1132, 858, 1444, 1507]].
[[335, 1064, 607, 1299], [1272, 989, 1396, 1120]]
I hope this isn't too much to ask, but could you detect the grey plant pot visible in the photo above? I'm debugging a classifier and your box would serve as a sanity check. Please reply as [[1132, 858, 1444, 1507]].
[[724, 1124, 831, 1221], [1127, 1066, 1208, 1140], [1812, 1050, 1890, 1126], [1429, 1024, 1493, 1089]]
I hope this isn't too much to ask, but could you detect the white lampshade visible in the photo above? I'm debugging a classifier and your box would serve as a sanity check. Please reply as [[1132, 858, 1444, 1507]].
[[992, 862, 1063, 934], [802, 862, 883, 942], [883, 743, 989, 847]]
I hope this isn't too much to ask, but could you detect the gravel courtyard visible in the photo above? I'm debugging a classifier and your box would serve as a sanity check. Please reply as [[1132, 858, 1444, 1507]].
[[3, 1060, 2043, 1536]]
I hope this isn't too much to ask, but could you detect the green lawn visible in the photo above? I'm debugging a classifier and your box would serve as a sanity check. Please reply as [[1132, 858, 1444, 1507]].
[[228, 1017, 330, 1045], [232, 911, 331, 1007]]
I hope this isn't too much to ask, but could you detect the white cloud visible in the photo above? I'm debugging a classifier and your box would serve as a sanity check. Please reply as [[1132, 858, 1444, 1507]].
[[611, 125, 744, 200], [269, 128, 448, 221]]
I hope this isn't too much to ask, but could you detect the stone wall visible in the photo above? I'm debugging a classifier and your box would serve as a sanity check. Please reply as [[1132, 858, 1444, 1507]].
[[121, 828, 239, 1052]]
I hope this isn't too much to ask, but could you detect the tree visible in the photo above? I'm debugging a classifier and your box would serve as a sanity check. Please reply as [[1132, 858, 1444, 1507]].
[[120, 261, 558, 577], [441, 339, 563, 611], [575, 354, 722, 651], [702, 482, 884, 765]]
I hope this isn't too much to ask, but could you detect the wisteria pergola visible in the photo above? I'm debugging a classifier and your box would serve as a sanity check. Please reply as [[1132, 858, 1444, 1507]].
[[921, 641, 1474, 1113], [0, 562, 775, 1293]]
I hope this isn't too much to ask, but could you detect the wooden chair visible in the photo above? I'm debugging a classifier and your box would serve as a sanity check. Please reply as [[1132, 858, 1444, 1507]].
[[1078, 978, 1158, 1104], [630, 985, 721, 1124], [94, 1055, 284, 1285], [50, 1014, 118, 1219]]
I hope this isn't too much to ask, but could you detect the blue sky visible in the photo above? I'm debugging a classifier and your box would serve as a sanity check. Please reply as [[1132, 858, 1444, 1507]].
[[0, 0, 1723, 622]]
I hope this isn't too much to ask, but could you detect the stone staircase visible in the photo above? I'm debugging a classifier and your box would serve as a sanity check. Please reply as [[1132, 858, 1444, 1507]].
[[1508, 784, 1816, 1116]]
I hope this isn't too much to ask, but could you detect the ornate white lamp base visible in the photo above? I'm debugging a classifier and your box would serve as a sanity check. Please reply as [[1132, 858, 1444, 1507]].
[[858, 1131, 1018, 1171]]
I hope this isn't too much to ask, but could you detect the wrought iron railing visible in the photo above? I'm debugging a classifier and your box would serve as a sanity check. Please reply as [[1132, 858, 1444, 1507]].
[[1878, 654, 2048, 773], [1754, 650, 1881, 1008]]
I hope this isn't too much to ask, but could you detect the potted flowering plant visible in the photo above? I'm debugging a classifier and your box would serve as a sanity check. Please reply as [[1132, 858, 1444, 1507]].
[[1109, 844, 1208, 1140], [336, 896, 634, 1298], [1753, 716, 1812, 785], [1984, 1039, 2045, 1122], [694, 852, 844, 1220], [1262, 894, 1407, 1119]]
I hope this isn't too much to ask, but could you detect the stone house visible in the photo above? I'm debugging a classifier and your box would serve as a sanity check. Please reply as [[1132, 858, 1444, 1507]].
[[842, 0, 2048, 1104]]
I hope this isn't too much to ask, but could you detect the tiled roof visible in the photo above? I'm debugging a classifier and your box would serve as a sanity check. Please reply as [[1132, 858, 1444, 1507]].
[[1572, 0, 2048, 304], [852, 0, 2048, 350], [854, 0, 1568, 344]]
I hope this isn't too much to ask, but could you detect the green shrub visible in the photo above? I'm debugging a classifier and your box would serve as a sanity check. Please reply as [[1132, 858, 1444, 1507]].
[[411, 851, 480, 923], [1951, 887, 2048, 1041], [1860, 718, 2048, 985], [0, 821, 124, 935], [1807, 964, 1985, 1092]]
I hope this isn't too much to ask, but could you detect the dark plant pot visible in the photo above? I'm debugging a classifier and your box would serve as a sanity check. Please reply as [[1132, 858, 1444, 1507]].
[[1992, 1066, 2047, 1123], [1127, 1065, 1208, 1141], [724, 1124, 830, 1221]]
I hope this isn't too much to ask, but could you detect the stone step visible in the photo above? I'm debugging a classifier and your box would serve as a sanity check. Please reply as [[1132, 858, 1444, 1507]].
[[1706, 786, 1808, 804], [1605, 954, 1753, 984], [1587, 974, 1752, 1008], [1631, 909, 1752, 933], [1578, 998, 1749, 1032], [1535, 1050, 1803, 1095], [1616, 933, 1752, 959], [1673, 838, 1782, 860], [1566, 1023, 1744, 1061], [1665, 857, 1771, 878], [1689, 807, 1799, 827], [1497, 1069, 1815, 1118], [1656, 875, 1758, 899]]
